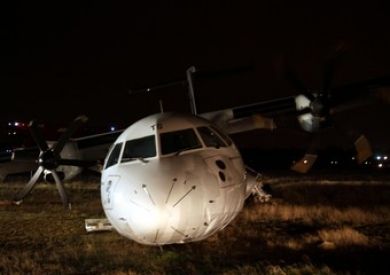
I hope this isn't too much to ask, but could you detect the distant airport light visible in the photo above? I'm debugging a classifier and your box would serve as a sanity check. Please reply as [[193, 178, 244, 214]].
[[110, 126, 116, 132], [378, 163, 383, 168], [352, 156, 356, 160], [384, 156, 388, 161], [8, 122, 11, 126], [14, 122, 19, 126], [376, 156, 382, 160], [303, 159, 308, 164]]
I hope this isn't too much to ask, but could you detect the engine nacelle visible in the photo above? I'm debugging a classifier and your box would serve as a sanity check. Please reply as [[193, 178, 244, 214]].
[[48, 141, 83, 181]]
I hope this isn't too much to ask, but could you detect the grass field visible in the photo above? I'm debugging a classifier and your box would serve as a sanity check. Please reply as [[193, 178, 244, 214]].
[[1, 174, 390, 274]]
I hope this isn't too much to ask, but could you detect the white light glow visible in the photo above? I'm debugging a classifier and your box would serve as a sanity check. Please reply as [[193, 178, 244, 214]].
[[378, 163, 383, 168]]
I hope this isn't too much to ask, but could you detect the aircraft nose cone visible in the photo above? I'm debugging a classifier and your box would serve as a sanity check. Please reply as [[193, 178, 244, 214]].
[[102, 153, 245, 245]]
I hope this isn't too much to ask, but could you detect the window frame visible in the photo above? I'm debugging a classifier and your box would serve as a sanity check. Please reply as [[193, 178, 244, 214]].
[[196, 126, 228, 149], [104, 142, 123, 169], [121, 135, 157, 163], [159, 128, 203, 156]]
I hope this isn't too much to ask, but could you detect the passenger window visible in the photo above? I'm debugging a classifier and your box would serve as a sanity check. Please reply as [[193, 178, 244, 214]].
[[197, 127, 226, 148], [160, 128, 202, 155], [105, 143, 123, 169], [122, 135, 156, 162]]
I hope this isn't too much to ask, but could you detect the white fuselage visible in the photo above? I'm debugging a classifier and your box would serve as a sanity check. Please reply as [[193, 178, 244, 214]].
[[101, 113, 247, 245]]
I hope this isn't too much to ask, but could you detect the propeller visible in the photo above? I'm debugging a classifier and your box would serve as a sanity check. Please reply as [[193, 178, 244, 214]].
[[13, 115, 90, 208], [284, 48, 374, 173]]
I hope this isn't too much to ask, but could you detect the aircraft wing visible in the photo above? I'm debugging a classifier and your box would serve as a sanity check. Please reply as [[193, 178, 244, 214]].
[[330, 76, 390, 107], [74, 130, 124, 169], [200, 96, 297, 134], [0, 147, 38, 181], [0, 130, 124, 181]]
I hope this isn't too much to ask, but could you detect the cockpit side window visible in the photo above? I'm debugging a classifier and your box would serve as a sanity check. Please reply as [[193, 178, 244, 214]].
[[210, 125, 232, 146], [197, 126, 227, 148], [105, 142, 123, 169], [160, 128, 202, 155], [122, 135, 156, 162]]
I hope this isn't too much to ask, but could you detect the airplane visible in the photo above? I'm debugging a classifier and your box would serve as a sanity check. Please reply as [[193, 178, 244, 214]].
[[6, 65, 390, 245]]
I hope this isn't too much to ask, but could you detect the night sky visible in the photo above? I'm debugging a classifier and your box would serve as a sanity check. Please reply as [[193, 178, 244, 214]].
[[1, 1, 390, 150]]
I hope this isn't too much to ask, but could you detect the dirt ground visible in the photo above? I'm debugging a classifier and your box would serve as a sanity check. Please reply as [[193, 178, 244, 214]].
[[0, 174, 389, 274]]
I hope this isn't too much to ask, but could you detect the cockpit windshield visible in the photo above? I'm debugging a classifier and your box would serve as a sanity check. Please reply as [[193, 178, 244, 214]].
[[160, 128, 202, 155], [121, 135, 156, 162]]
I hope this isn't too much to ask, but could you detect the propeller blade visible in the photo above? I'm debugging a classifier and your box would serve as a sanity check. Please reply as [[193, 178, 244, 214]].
[[354, 135, 373, 164], [291, 153, 318, 174], [58, 159, 98, 167], [51, 170, 70, 209], [332, 119, 373, 165], [322, 62, 335, 93], [28, 121, 49, 152], [291, 134, 321, 173], [284, 66, 315, 101], [322, 43, 347, 93], [13, 166, 44, 204], [53, 115, 88, 156]]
